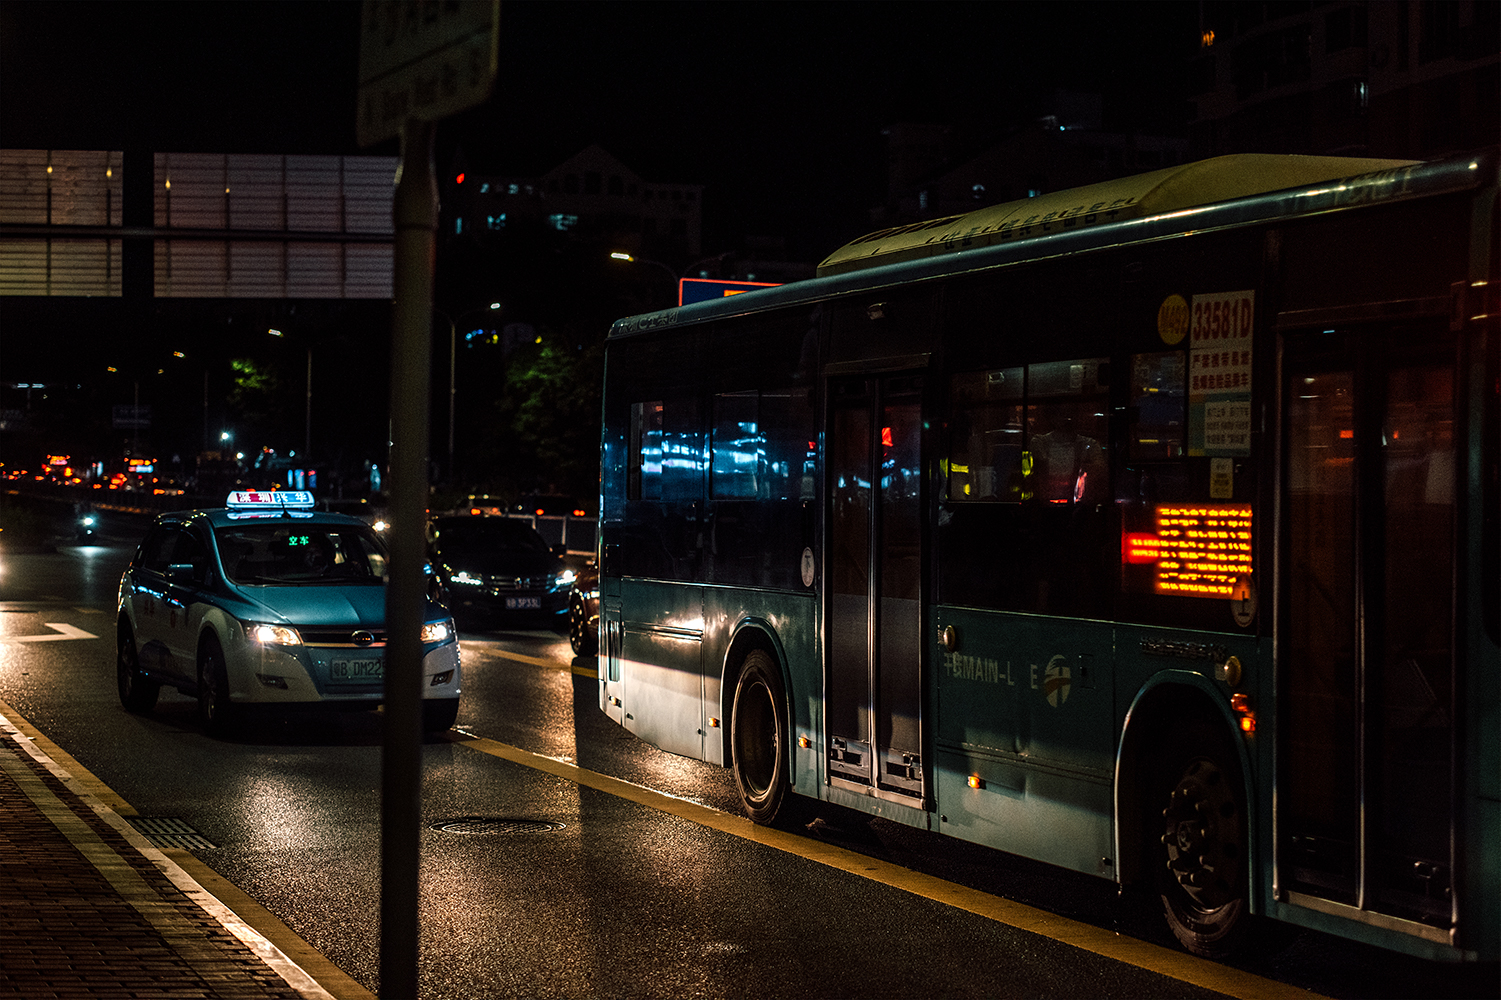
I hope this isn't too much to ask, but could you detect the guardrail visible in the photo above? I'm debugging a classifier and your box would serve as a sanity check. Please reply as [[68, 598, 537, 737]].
[[493, 512, 597, 558]]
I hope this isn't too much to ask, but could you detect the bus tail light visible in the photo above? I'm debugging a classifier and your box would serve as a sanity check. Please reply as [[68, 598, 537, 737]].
[[1231, 692, 1256, 733]]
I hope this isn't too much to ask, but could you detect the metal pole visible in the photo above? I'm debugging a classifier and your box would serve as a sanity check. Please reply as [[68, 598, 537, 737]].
[[448, 317, 455, 482], [381, 117, 435, 1000], [305, 346, 313, 464]]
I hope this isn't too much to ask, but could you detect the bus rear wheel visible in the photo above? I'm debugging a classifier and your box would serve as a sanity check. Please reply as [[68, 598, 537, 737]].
[[731, 650, 793, 826], [1155, 724, 1250, 958]]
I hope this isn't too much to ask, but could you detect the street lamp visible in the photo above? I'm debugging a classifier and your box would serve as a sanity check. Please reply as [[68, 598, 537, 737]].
[[434, 301, 501, 483], [609, 252, 680, 306]]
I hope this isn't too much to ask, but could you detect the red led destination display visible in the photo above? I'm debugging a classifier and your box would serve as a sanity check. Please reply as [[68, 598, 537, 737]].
[[1123, 503, 1252, 598]]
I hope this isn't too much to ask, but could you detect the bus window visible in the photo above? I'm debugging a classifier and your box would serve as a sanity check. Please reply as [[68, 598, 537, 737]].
[[946, 368, 1023, 501], [1026, 358, 1109, 506], [1130, 351, 1187, 460], [939, 357, 1112, 616], [711, 392, 759, 499], [629, 398, 702, 502], [711, 387, 814, 501], [628, 401, 663, 501]]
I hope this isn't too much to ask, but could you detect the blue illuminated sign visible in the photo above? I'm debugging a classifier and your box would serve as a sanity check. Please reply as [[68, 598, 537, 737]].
[[679, 278, 781, 307]]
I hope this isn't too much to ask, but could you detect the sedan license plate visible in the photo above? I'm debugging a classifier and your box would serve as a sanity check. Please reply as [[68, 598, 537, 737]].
[[331, 658, 382, 681], [505, 596, 541, 610]]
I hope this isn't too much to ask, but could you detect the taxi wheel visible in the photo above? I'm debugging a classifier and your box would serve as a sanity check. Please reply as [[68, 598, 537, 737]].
[[196, 638, 236, 737], [422, 698, 460, 733], [116, 623, 159, 714]]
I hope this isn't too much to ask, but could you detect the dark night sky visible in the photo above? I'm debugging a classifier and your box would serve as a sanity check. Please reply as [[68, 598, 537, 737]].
[[1, 1, 1199, 259]]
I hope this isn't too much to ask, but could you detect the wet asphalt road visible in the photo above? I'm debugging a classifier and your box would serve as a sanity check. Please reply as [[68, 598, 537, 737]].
[[0, 506, 1494, 999]]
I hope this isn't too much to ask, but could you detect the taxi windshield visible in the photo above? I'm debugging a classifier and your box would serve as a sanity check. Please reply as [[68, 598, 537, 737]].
[[215, 523, 387, 586]]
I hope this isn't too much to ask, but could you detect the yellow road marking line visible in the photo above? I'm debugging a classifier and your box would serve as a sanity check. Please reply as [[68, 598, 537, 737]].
[[454, 733, 1326, 1000]]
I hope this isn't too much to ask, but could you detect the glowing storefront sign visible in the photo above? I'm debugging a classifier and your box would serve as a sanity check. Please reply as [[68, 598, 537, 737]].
[[1124, 503, 1252, 598]]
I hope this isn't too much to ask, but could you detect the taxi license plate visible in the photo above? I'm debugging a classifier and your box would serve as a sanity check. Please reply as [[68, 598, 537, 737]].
[[505, 596, 541, 610], [331, 658, 382, 680]]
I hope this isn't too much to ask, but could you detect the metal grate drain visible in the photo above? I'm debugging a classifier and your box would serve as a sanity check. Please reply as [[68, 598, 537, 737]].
[[432, 817, 566, 835], [130, 817, 218, 851]]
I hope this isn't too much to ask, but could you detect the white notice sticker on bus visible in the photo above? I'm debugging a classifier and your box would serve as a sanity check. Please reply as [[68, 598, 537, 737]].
[[1188, 289, 1254, 457]]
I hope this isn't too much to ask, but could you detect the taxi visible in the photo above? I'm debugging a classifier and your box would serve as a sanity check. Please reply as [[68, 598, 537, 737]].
[[115, 491, 460, 735]]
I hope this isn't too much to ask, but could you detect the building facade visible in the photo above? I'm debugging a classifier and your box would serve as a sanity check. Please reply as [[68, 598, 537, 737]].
[[447, 145, 704, 262], [1188, 0, 1499, 158]]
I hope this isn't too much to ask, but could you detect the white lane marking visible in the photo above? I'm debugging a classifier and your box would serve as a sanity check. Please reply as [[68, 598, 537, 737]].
[[0, 622, 99, 642]]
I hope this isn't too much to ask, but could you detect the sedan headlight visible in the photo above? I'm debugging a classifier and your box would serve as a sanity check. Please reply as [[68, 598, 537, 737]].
[[420, 618, 455, 645], [449, 570, 484, 587], [247, 622, 302, 646], [555, 568, 577, 589]]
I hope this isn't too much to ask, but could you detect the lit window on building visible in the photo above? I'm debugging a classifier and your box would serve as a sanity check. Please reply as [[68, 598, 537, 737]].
[[486, 214, 506, 230], [479, 182, 490, 193], [549, 213, 578, 232], [509, 183, 519, 195]]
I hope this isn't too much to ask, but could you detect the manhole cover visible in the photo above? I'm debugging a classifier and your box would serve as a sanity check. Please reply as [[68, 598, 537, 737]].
[[130, 817, 217, 851], [433, 817, 566, 835]]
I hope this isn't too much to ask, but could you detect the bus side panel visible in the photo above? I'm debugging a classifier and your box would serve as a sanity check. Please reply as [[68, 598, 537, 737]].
[[934, 752, 1113, 878], [702, 591, 820, 781], [931, 606, 1114, 877], [618, 579, 705, 761]]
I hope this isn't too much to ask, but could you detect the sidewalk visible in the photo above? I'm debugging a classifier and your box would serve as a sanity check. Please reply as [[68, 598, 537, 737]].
[[0, 712, 345, 999]]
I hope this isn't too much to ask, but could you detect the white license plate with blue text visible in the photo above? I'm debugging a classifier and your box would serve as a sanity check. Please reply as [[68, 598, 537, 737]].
[[505, 596, 541, 610], [331, 658, 382, 680]]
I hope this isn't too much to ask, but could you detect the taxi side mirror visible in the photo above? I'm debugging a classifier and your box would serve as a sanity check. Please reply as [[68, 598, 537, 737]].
[[166, 562, 196, 584]]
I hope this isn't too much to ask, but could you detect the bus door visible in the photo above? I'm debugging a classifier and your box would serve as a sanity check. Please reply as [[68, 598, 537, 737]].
[[1280, 323, 1457, 931], [826, 374, 926, 801]]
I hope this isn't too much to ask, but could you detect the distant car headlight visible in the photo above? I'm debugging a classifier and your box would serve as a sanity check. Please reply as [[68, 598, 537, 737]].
[[555, 568, 577, 588], [372, 520, 389, 532], [248, 622, 302, 646], [450, 570, 484, 587], [420, 618, 455, 644]]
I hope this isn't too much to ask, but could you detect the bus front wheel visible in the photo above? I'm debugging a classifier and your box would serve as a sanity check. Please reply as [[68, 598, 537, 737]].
[[731, 650, 792, 826], [1155, 723, 1250, 958]]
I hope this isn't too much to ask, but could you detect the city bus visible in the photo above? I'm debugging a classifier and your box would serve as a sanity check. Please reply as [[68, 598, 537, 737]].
[[594, 148, 1498, 962]]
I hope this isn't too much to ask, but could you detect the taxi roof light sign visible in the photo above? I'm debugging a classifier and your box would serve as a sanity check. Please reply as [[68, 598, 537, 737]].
[[226, 491, 315, 510]]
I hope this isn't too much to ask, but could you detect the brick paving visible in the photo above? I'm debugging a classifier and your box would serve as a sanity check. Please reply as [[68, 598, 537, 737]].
[[0, 733, 314, 999]]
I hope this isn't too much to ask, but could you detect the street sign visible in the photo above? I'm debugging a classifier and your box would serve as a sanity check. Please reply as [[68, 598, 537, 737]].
[[679, 277, 781, 307], [112, 404, 150, 429], [357, 0, 500, 147]]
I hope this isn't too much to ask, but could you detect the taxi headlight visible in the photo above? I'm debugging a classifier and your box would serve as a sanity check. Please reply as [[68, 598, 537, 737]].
[[248, 622, 302, 646], [420, 619, 455, 645]]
